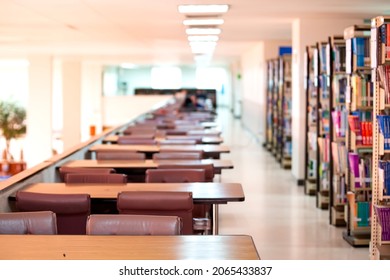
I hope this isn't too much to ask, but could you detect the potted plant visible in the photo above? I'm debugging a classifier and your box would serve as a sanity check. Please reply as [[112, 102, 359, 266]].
[[0, 100, 26, 163]]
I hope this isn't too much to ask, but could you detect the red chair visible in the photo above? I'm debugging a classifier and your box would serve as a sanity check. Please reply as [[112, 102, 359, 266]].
[[86, 214, 182, 235], [145, 168, 206, 183], [117, 191, 194, 235], [15, 191, 91, 235], [0, 211, 57, 235]]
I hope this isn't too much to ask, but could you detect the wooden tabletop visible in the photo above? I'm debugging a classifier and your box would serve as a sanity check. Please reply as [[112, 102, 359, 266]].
[[90, 144, 229, 153], [16, 182, 244, 204], [0, 235, 260, 260], [103, 135, 224, 144], [62, 159, 234, 170]]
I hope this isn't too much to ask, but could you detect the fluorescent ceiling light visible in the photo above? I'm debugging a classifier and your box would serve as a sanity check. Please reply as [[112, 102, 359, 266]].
[[183, 18, 224, 26], [186, 28, 221, 35], [188, 35, 219, 42], [178, 4, 229, 14]]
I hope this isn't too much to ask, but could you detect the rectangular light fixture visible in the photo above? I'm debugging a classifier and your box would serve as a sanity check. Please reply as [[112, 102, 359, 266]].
[[188, 35, 219, 42], [183, 18, 224, 26], [186, 28, 221, 35], [178, 4, 229, 14]]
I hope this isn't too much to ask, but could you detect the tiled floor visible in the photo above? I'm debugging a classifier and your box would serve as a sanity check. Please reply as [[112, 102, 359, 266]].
[[216, 108, 369, 260]]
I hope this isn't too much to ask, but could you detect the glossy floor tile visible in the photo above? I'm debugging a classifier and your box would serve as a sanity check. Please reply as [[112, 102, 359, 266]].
[[216, 108, 369, 260]]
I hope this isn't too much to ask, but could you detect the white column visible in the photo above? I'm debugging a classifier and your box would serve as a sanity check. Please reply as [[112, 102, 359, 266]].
[[81, 62, 103, 141], [62, 59, 82, 150], [25, 56, 53, 167], [291, 17, 363, 182]]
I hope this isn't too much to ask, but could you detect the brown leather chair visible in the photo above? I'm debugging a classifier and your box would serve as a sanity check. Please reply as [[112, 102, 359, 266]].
[[123, 127, 156, 135], [96, 151, 146, 160], [158, 139, 197, 145], [15, 192, 91, 235], [58, 166, 115, 182], [145, 168, 206, 183], [0, 211, 57, 235], [86, 214, 182, 235], [65, 173, 128, 184], [145, 166, 211, 234], [152, 152, 203, 160], [117, 191, 194, 235], [117, 137, 157, 145], [157, 163, 214, 182], [165, 135, 203, 144]]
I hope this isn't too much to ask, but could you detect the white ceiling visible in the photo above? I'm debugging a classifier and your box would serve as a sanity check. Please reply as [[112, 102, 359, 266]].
[[0, 0, 389, 66]]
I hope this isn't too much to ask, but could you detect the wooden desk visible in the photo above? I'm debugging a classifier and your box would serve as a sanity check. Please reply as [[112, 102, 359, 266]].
[[61, 159, 233, 174], [13, 182, 243, 234], [90, 144, 230, 159], [103, 135, 224, 144], [16, 182, 244, 204], [0, 235, 260, 260]]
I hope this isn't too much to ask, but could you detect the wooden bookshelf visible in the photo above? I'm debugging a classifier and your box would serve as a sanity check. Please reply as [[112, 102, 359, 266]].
[[279, 54, 292, 169], [316, 41, 330, 210], [343, 24, 372, 247], [304, 45, 318, 196], [328, 34, 348, 226], [370, 16, 390, 260]]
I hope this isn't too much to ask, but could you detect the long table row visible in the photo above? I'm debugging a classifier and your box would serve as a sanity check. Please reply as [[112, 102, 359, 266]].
[[0, 98, 260, 260]]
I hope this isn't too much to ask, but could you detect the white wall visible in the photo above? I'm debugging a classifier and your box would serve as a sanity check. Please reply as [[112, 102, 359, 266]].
[[240, 40, 290, 143], [102, 95, 173, 127], [291, 17, 363, 182]]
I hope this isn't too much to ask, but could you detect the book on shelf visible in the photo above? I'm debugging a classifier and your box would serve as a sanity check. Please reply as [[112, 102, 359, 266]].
[[374, 204, 390, 241], [331, 109, 347, 138], [378, 160, 390, 196], [377, 64, 390, 104], [331, 141, 347, 175], [352, 37, 370, 68], [348, 152, 372, 189], [377, 115, 390, 150], [347, 192, 371, 228], [379, 23, 390, 63]]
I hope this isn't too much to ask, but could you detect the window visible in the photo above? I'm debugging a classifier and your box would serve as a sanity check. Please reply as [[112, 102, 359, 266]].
[[151, 67, 182, 89]]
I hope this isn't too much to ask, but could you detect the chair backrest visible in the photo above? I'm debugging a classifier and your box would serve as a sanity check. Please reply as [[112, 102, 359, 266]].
[[65, 173, 128, 184], [158, 139, 197, 145], [0, 211, 57, 235], [15, 192, 91, 235], [157, 163, 214, 182], [145, 168, 206, 183], [86, 214, 182, 235], [123, 127, 156, 135], [117, 137, 157, 145], [58, 166, 115, 182], [152, 152, 202, 160], [165, 135, 203, 143], [164, 129, 187, 136], [96, 151, 146, 161], [117, 191, 193, 234]]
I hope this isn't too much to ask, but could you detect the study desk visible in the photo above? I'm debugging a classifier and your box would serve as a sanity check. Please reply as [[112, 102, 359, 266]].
[[90, 144, 230, 159], [13, 182, 244, 234], [0, 235, 260, 260], [103, 135, 224, 144], [61, 159, 233, 175]]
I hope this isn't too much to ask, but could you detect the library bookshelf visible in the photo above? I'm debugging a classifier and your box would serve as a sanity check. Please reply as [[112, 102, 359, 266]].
[[343, 24, 372, 247], [304, 45, 318, 196], [315, 41, 331, 210], [370, 16, 390, 260], [328, 34, 348, 226]]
